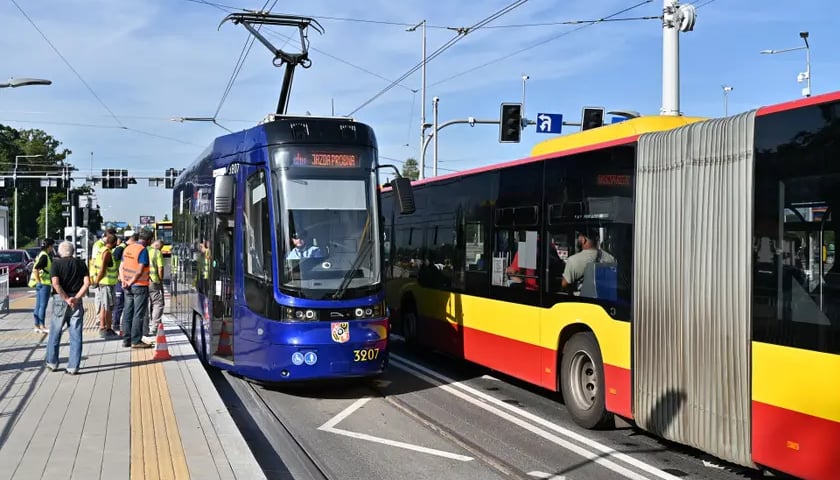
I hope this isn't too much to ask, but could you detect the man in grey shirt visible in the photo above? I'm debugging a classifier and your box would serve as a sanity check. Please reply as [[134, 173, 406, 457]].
[[561, 230, 615, 293]]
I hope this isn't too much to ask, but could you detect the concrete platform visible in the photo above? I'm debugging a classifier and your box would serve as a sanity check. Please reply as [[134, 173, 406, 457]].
[[0, 291, 266, 480]]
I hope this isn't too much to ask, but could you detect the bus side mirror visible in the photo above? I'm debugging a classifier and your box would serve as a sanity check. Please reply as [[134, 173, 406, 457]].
[[391, 177, 415, 215], [214, 175, 235, 214]]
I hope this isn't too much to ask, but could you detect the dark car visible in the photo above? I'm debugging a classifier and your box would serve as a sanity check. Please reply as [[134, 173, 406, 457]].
[[25, 247, 42, 260], [0, 250, 34, 286]]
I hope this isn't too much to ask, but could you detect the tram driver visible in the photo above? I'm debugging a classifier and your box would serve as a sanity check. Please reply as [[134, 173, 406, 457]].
[[286, 230, 323, 260]]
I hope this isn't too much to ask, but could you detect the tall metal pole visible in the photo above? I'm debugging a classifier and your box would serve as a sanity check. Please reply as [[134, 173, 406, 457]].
[[13, 157, 18, 250], [521, 74, 529, 119], [661, 0, 680, 116], [804, 40, 811, 97], [432, 96, 439, 177], [44, 180, 49, 239], [408, 20, 428, 180]]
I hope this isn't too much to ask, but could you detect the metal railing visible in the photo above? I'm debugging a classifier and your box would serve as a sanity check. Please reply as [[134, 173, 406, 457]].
[[0, 266, 9, 313]]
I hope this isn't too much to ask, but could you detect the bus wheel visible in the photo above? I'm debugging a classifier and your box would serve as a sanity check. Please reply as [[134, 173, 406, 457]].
[[401, 301, 418, 346], [560, 332, 612, 429]]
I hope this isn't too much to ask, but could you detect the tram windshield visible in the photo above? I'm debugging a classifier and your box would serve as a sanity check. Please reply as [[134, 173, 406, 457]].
[[272, 147, 381, 300]]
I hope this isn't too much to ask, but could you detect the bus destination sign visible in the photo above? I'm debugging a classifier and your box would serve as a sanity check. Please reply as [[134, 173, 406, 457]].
[[293, 152, 359, 168]]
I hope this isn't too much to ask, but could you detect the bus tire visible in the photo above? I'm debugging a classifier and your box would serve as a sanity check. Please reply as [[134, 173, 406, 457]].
[[401, 298, 418, 347], [560, 332, 612, 429]]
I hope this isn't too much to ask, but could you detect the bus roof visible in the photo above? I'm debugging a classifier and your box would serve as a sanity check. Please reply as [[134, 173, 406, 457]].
[[529, 115, 706, 157], [402, 115, 706, 189]]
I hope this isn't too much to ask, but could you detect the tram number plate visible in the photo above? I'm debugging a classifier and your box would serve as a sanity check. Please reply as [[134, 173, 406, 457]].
[[353, 348, 380, 362]]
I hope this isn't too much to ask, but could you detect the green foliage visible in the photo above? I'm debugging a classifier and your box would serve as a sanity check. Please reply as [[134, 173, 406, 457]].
[[401, 157, 420, 181], [0, 123, 77, 245]]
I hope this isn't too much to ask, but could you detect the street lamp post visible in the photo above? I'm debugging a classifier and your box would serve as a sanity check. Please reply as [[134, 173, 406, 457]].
[[760, 31, 811, 97], [722, 85, 733, 116], [0, 77, 52, 89], [13, 154, 44, 249]]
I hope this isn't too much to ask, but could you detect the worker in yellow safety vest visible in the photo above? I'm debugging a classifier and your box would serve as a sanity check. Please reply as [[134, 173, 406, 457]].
[[146, 239, 166, 336], [29, 238, 55, 334], [91, 233, 119, 338]]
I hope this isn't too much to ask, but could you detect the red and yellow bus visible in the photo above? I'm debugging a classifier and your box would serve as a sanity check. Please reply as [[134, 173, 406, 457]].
[[382, 91, 840, 479], [153, 220, 173, 257]]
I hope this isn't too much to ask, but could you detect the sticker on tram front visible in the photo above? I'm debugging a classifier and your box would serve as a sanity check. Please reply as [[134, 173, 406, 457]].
[[291, 352, 304, 366], [331, 322, 350, 343], [303, 351, 318, 365]]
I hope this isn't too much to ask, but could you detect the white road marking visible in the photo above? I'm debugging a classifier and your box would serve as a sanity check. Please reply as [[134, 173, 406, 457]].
[[528, 471, 566, 480], [318, 397, 474, 462], [392, 355, 684, 480], [389, 333, 406, 342], [481, 374, 500, 381]]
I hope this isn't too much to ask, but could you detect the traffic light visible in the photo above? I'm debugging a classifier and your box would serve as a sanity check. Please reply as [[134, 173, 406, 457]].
[[164, 168, 179, 189], [499, 102, 522, 143], [581, 107, 605, 131]]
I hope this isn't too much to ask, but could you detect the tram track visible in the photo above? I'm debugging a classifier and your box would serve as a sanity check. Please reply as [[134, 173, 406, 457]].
[[223, 372, 335, 480], [360, 378, 534, 480]]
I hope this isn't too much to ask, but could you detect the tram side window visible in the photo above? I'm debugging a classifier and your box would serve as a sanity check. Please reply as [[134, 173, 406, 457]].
[[244, 172, 272, 282]]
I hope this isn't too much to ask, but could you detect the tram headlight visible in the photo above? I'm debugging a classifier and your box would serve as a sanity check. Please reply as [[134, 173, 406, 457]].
[[283, 307, 320, 322], [353, 303, 386, 319]]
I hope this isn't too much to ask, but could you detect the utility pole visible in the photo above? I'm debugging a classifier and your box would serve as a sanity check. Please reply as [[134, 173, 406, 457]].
[[432, 96, 439, 177], [660, 0, 696, 116], [407, 20, 427, 179]]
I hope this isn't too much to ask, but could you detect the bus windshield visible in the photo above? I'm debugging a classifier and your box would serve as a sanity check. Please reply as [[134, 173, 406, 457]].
[[156, 224, 173, 244], [273, 160, 380, 300]]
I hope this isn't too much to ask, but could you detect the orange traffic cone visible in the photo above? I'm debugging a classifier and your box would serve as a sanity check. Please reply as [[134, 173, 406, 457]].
[[216, 319, 233, 356], [153, 323, 171, 360]]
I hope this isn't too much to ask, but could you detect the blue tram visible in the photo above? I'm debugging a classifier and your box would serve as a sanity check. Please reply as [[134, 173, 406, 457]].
[[169, 114, 414, 382]]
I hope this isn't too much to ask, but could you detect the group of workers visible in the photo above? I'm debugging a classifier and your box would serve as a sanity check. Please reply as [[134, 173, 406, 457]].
[[88, 228, 166, 347], [30, 227, 166, 374]]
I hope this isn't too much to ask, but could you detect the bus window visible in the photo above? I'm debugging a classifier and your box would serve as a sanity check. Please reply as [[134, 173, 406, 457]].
[[493, 229, 539, 291]]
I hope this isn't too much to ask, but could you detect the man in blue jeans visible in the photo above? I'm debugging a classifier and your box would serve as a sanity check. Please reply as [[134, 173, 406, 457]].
[[120, 230, 153, 348], [30, 238, 55, 334], [45, 241, 91, 374]]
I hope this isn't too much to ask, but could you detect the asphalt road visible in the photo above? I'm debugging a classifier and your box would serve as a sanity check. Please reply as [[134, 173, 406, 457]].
[[215, 338, 771, 480]]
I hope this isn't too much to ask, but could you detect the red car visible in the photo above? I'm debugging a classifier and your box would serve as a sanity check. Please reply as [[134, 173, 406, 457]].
[[0, 250, 34, 286]]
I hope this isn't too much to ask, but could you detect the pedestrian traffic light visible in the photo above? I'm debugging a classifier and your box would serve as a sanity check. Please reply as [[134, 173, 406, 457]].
[[581, 107, 605, 131], [499, 102, 522, 143]]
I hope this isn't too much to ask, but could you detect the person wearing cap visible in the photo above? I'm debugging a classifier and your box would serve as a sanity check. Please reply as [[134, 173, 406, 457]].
[[30, 238, 56, 334], [286, 230, 322, 260], [561, 228, 616, 292]]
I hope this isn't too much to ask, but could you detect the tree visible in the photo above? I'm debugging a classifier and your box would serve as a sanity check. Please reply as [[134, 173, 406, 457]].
[[37, 192, 66, 242], [402, 157, 420, 181], [0, 124, 72, 246]]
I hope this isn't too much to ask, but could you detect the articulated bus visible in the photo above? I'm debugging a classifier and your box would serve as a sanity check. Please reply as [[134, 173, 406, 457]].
[[170, 114, 414, 382], [382, 91, 840, 479], [153, 220, 173, 257]]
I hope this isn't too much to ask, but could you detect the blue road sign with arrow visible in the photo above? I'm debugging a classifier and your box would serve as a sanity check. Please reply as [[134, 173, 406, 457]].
[[536, 113, 563, 134]]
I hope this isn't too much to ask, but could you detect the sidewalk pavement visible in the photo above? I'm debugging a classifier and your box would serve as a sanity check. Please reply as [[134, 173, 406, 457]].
[[0, 292, 266, 480]]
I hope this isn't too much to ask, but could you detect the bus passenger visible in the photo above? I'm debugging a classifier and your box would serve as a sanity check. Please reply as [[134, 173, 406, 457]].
[[286, 231, 323, 260], [561, 229, 615, 293]]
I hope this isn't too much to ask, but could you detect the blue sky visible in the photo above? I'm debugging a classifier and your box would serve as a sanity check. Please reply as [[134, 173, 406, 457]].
[[1, 0, 837, 225]]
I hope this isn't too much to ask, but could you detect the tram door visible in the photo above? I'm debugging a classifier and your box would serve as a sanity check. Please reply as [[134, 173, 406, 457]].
[[210, 212, 235, 361]]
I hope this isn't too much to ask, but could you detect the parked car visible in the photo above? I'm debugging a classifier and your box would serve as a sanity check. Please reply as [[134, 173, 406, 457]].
[[0, 250, 34, 286], [25, 247, 41, 260]]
